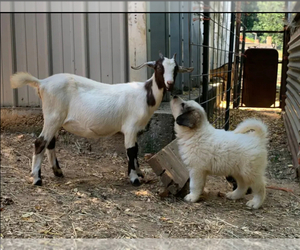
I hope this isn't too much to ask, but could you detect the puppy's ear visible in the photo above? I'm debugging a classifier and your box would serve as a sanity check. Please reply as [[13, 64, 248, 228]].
[[176, 109, 200, 128]]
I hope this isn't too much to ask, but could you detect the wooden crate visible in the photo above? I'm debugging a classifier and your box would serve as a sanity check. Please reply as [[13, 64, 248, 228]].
[[147, 138, 190, 195]]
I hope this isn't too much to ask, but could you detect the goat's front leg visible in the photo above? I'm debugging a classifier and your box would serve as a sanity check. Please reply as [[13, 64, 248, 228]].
[[124, 133, 144, 186]]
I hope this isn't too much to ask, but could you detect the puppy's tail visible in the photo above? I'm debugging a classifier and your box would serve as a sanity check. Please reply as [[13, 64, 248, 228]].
[[234, 118, 268, 140], [10, 72, 40, 89]]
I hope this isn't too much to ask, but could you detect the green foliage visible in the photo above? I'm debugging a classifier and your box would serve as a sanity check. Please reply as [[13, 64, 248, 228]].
[[243, 13, 259, 31], [251, 2, 285, 49], [241, 2, 259, 30]]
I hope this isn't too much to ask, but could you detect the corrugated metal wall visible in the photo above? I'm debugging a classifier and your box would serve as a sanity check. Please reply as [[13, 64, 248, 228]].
[[284, 14, 300, 177], [146, 2, 195, 91], [146, 1, 231, 93], [0, 10, 128, 107], [1, 1, 231, 108], [0, 2, 127, 12]]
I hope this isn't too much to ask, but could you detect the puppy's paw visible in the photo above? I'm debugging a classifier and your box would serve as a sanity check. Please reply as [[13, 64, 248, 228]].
[[184, 193, 199, 203], [226, 191, 237, 200], [226, 191, 244, 200], [246, 199, 262, 209]]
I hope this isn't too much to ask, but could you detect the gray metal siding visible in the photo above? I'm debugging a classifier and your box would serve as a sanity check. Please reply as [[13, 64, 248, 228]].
[[0, 12, 128, 107], [1, 14, 14, 106], [14, 14, 28, 106], [88, 14, 102, 82], [146, 2, 231, 94], [99, 14, 113, 84], [36, 14, 50, 79], [73, 14, 88, 77], [25, 14, 41, 106], [285, 20, 300, 175]]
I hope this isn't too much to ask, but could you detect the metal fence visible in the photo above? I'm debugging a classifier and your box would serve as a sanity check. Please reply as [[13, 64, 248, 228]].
[[145, 2, 245, 131], [171, 12, 245, 130], [187, 12, 237, 130]]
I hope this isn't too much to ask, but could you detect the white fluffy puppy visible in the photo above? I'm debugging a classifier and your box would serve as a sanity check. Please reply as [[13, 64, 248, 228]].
[[170, 96, 268, 209]]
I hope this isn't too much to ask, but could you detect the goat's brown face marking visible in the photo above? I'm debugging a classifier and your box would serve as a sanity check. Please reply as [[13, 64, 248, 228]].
[[35, 136, 47, 155], [154, 58, 165, 90]]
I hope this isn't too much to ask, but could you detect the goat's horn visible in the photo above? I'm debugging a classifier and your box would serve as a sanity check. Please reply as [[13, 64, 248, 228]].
[[131, 61, 156, 70], [173, 53, 177, 60], [159, 52, 164, 59]]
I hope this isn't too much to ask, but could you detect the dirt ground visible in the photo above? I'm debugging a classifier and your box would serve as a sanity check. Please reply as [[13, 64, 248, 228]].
[[1, 108, 299, 239]]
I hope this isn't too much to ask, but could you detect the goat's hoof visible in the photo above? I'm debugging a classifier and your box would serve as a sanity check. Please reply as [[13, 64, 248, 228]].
[[33, 179, 42, 186], [131, 178, 141, 186], [52, 167, 64, 177]]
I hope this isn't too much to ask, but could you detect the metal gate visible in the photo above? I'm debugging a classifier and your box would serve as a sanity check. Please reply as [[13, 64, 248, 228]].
[[242, 48, 278, 108]]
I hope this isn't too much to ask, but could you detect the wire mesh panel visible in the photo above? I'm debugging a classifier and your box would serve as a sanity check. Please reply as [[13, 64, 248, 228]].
[[177, 11, 246, 130], [146, 8, 246, 130]]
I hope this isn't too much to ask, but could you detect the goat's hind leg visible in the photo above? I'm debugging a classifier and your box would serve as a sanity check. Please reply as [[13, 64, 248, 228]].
[[46, 136, 64, 177], [31, 136, 47, 185], [31, 119, 62, 185]]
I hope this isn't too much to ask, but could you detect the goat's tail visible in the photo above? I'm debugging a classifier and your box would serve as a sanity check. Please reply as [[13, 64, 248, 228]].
[[234, 118, 268, 140], [10, 72, 40, 89]]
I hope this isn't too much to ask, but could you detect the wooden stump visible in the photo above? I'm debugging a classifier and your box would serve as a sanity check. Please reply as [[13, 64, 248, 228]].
[[147, 138, 190, 196]]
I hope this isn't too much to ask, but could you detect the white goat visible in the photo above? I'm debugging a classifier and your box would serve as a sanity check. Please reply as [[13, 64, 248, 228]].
[[10, 53, 193, 186]]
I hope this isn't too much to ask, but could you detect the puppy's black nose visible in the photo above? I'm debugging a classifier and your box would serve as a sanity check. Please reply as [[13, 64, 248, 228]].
[[173, 95, 178, 99]]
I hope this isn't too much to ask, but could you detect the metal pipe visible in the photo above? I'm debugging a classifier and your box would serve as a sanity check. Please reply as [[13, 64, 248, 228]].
[[11, 13, 18, 107], [202, 12, 209, 111], [225, 11, 235, 131], [245, 30, 284, 34], [237, 14, 246, 107], [233, 12, 241, 108], [280, 11, 290, 110], [188, 12, 192, 101]]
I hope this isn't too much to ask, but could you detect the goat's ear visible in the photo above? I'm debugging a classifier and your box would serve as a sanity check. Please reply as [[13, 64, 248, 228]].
[[176, 109, 199, 129], [131, 61, 156, 70], [178, 66, 194, 73]]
